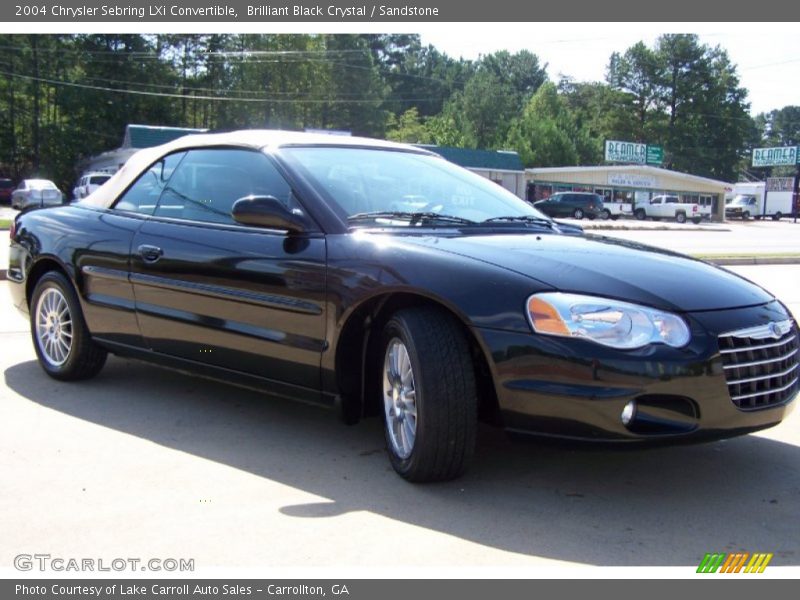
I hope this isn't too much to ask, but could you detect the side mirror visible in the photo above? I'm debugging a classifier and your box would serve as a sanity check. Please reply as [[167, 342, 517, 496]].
[[231, 195, 306, 233]]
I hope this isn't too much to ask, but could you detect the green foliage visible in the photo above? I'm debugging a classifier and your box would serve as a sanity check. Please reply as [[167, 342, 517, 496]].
[[386, 107, 431, 144], [0, 33, 789, 195], [506, 83, 592, 167]]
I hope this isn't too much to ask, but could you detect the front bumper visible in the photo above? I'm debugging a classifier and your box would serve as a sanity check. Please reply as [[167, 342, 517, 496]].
[[475, 301, 797, 442]]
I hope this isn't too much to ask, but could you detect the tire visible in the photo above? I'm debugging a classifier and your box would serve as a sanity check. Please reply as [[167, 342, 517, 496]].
[[610, 215, 619, 221], [600, 209, 611, 220], [675, 212, 687, 224], [30, 271, 107, 381], [573, 208, 584, 219], [692, 217, 702, 225], [743, 211, 750, 220], [772, 212, 782, 221], [634, 209, 646, 220], [379, 307, 477, 482]]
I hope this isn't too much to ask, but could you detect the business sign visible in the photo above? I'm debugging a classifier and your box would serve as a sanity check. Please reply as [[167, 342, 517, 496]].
[[605, 140, 646, 164], [752, 146, 798, 167], [607, 173, 657, 188], [605, 140, 664, 165], [766, 177, 793, 192], [646, 145, 664, 165]]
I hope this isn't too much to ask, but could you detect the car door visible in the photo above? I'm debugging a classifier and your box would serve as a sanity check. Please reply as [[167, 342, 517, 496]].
[[538, 194, 559, 217], [650, 197, 664, 217], [78, 153, 188, 348], [129, 147, 327, 401]]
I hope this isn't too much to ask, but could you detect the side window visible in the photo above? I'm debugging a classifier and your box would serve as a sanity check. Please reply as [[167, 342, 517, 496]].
[[114, 152, 186, 215], [153, 148, 298, 226]]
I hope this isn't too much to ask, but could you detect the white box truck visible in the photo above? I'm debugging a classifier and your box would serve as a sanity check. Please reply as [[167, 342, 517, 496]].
[[725, 181, 794, 220]]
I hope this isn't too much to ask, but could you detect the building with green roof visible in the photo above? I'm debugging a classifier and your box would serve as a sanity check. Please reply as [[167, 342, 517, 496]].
[[417, 145, 526, 198], [83, 124, 207, 174]]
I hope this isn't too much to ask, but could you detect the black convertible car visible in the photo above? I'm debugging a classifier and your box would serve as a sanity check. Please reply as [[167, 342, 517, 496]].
[[7, 131, 798, 482]]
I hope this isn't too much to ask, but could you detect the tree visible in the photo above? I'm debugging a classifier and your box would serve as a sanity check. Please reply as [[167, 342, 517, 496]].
[[605, 34, 754, 180], [506, 82, 591, 167], [480, 50, 548, 109], [385, 107, 431, 144], [606, 42, 662, 141]]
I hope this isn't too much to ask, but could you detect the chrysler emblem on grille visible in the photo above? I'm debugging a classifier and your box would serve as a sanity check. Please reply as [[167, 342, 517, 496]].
[[723, 319, 793, 341]]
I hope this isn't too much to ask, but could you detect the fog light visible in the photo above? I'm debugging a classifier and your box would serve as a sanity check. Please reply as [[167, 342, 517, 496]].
[[621, 401, 636, 426]]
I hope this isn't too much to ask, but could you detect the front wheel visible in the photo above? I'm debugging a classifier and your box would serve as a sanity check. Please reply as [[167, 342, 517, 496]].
[[692, 217, 702, 224], [600, 209, 611, 220], [379, 307, 477, 482], [743, 211, 750, 220], [772, 212, 782, 221], [30, 271, 107, 380]]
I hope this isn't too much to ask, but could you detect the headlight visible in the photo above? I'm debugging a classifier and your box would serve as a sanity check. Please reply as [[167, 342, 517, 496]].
[[527, 292, 690, 349]]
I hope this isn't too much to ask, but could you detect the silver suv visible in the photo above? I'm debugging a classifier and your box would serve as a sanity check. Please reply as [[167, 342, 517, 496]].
[[73, 172, 112, 201]]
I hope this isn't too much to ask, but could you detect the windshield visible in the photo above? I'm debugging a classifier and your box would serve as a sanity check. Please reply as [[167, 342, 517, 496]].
[[731, 195, 756, 206], [280, 147, 545, 225]]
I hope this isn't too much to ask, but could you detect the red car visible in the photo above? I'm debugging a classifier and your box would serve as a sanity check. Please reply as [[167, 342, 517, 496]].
[[0, 178, 14, 204]]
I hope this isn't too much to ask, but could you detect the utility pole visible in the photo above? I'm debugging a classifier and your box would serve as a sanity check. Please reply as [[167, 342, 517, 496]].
[[31, 35, 40, 172], [794, 162, 799, 224]]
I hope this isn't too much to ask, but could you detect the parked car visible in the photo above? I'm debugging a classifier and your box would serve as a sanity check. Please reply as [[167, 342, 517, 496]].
[[635, 194, 702, 224], [11, 179, 64, 210], [0, 178, 14, 204], [533, 191, 603, 220], [72, 172, 112, 201], [7, 131, 798, 482], [599, 201, 633, 221]]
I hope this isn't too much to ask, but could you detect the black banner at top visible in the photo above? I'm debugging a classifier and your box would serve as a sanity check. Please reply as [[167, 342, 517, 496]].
[[2, 0, 798, 22]]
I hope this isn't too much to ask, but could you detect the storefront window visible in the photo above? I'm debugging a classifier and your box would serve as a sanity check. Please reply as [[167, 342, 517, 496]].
[[614, 189, 634, 204]]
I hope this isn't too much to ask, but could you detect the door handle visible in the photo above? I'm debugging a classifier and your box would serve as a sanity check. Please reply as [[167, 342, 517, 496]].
[[138, 244, 164, 263]]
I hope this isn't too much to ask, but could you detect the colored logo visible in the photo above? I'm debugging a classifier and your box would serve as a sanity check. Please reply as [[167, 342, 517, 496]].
[[697, 552, 773, 573]]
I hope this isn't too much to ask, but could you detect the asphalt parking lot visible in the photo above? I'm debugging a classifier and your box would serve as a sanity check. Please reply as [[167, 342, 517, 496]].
[[1, 266, 798, 573]]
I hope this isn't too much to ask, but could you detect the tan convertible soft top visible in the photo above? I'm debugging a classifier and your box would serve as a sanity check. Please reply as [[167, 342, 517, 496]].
[[82, 129, 435, 209]]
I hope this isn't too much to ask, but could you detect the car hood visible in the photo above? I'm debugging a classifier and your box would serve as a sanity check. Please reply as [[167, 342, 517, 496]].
[[397, 232, 774, 312]]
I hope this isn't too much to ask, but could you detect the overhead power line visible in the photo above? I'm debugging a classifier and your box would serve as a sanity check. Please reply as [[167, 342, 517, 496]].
[[0, 69, 446, 104]]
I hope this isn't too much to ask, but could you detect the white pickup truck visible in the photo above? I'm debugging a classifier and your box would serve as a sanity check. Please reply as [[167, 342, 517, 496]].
[[599, 201, 633, 220], [634, 195, 702, 224]]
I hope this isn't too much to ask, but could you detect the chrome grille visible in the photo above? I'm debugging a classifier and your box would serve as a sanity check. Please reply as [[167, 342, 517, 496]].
[[719, 320, 799, 410]]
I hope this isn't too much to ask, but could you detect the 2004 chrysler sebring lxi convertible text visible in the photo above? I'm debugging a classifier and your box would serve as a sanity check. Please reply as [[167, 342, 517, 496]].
[[7, 131, 799, 481]]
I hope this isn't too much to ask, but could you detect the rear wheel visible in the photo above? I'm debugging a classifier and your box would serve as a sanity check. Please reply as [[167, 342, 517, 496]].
[[743, 211, 750, 220], [772, 212, 782, 221], [675, 212, 687, 224], [634, 209, 646, 220], [30, 271, 107, 380], [692, 217, 702, 224], [379, 307, 477, 482], [573, 208, 585, 219]]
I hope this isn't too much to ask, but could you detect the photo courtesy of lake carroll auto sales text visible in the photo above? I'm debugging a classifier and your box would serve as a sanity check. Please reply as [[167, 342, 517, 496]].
[[1, 1, 799, 598]]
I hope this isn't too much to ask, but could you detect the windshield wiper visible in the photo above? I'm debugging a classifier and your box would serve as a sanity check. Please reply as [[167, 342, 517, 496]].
[[348, 211, 476, 226], [482, 215, 556, 229]]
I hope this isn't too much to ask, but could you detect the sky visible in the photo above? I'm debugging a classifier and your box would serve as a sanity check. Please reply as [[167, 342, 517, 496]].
[[419, 23, 800, 116]]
